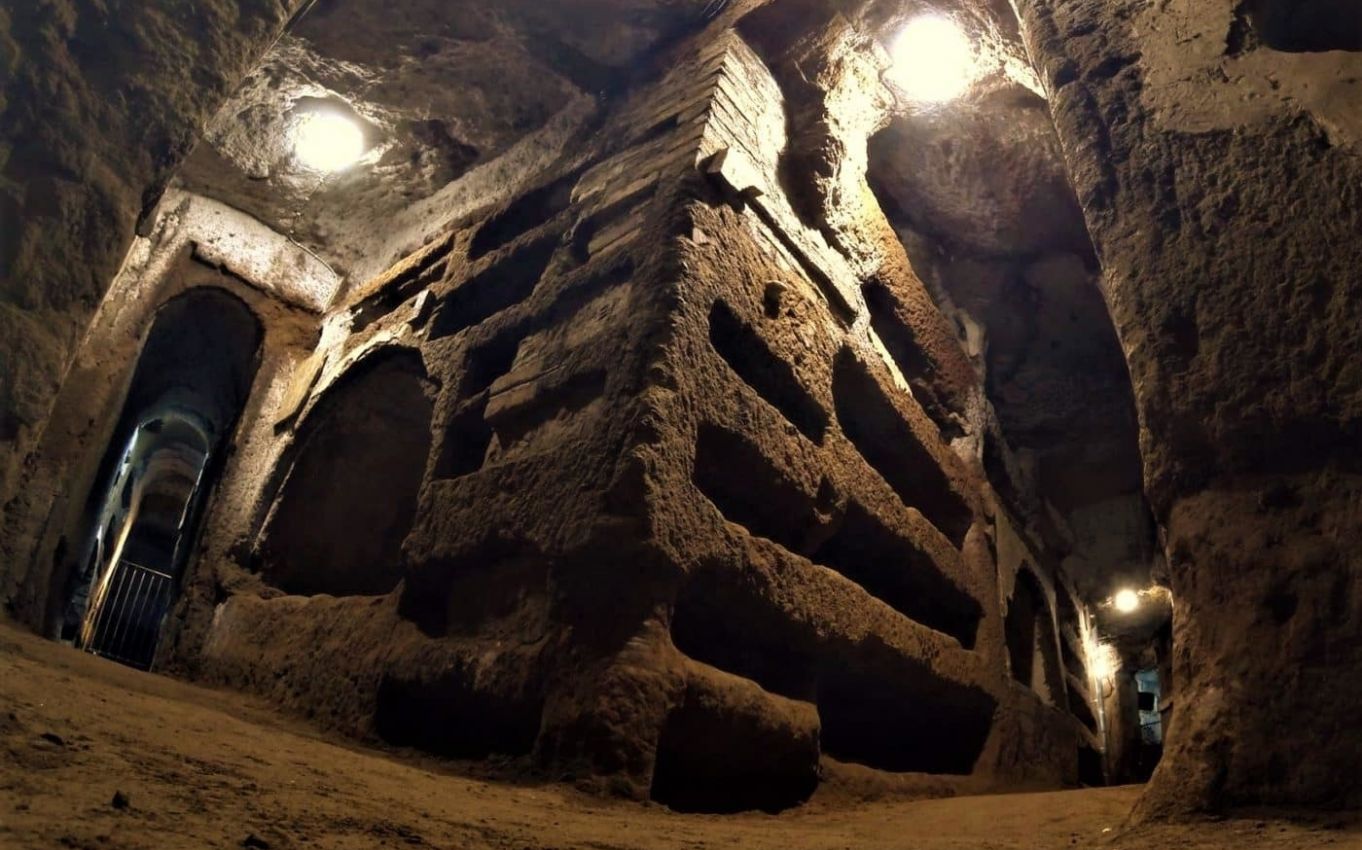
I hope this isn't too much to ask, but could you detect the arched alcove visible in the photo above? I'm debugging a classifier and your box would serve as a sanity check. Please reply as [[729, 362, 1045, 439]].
[[256, 348, 434, 597]]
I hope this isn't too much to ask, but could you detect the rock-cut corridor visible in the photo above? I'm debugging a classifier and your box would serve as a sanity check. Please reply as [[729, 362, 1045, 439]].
[[1, 0, 1361, 845]]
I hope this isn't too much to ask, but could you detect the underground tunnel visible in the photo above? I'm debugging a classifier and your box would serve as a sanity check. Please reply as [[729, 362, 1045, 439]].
[[0, 0, 1360, 847]]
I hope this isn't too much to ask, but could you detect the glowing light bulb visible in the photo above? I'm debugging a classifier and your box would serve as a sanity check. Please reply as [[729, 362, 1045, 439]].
[[1114, 589, 1140, 614], [293, 111, 365, 173], [886, 15, 978, 103]]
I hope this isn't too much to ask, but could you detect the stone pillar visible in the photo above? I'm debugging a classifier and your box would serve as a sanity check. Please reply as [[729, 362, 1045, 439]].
[[1012, 0, 1362, 813]]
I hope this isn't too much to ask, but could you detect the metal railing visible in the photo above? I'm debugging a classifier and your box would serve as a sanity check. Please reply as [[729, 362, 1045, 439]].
[[84, 559, 175, 670]]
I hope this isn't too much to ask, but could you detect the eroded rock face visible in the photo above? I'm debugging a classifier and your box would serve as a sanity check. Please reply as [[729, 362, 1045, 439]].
[[0, 0, 299, 571], [1012, 0, 1362, 813], [870, 96, 1088, 258], [861, 24, 1150, 606]]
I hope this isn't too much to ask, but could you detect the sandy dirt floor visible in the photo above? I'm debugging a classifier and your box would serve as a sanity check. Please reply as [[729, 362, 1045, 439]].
[[1, 622, 1358, 850]]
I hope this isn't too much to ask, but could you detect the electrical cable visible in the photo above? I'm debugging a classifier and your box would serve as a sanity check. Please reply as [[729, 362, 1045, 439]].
[[702, 0, 732, 20]]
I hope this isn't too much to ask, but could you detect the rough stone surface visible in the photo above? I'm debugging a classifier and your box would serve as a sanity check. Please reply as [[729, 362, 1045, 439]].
[[1, 9, 1110, 810], [172, 0, 723, 284], [1012, 0, 1362, 814], [0, 0, 300, 519]]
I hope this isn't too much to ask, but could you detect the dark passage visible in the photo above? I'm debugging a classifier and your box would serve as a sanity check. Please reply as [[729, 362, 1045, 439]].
[[59, 288, 262, 670]]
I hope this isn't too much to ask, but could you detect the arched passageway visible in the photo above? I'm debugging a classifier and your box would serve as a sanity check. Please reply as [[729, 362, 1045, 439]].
[[57, 288, 262, 669]]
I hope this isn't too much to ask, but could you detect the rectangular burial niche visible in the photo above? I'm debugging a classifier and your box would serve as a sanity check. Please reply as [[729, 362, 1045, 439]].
[[1069, 683, 1100, 735], [1055, 586, 1090, 681], [468, 169, 582, 260], [816, 655, 997, 775], [809, 501, 982, 648], [458, 331, 523, 398], [1004, 567, 1066, 705], [707, 299, 829, 444], [669, 567, 819, 702], [1060, 635, 1086, 681], [691, 424, 980, 647], [648, 683, 819, 815], [831, 349, 973, 546], [667, 565, 995, 777], [569, 182, 657, 261], [374, 669, 542, 759], [428, 234, 560, 341], [861, 280, 963, 441], [433, 397, 494, 480], [691, 422, 820, 552], [351, 240, 453, 332]]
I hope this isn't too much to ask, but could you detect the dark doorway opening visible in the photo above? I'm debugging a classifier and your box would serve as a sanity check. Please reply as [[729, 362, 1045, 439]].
[[1237, 0, 1362, 53], [1004, 568, 1065, 706], [57, 288, 262, 670]]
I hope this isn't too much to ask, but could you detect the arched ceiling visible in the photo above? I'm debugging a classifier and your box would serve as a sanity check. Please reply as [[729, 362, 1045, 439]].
[[175, 0, 718, 284]]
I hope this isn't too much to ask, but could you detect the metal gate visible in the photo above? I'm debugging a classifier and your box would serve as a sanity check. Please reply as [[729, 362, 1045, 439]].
[[83, 560, 175, 670]]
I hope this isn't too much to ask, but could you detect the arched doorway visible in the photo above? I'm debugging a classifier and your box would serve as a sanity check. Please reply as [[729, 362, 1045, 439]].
[[58, 288, 262, 669]]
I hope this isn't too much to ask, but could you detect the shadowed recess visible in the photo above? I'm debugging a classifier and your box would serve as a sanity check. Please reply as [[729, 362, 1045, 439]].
[[650, 681, 819, 814], [1004, 568, 1066, 706], [817, 650, 996, 775], [811, 501, 982, 648], [692, 422, 819, 551], [469, 170, 582, 260], [708, 299, 829, 444], [375, 669, 542, 759], [832, 349, 972, 547], [429, 235, 560, 341], [257, 349, 434, 597]]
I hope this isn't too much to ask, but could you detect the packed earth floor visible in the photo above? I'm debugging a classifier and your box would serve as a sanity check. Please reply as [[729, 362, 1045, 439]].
[[1, 624, 1357, 850]]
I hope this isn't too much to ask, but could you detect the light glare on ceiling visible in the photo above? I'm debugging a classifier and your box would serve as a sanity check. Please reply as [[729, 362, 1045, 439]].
[[886, 15, 978, 103], [1114, 588, 1141, 614], [293, 111, 365, 173]]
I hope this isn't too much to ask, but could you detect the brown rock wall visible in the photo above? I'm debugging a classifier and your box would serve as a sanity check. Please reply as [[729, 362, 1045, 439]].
[[1012, 0, 1362, 813], [0, 0, 300, 514]]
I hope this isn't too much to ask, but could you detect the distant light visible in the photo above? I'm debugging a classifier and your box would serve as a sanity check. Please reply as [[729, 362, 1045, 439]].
[[885, 15, 978, 103], [1089, 642, 1120, 682], [293, 111, 365, 173], [1114, 589, 1141, 614]]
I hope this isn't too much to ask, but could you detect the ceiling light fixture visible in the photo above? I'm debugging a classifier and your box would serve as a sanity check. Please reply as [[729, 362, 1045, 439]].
[[1114, 588, 1141, 614], [885, 14, 978, 104], [292, 110, 365, 173]]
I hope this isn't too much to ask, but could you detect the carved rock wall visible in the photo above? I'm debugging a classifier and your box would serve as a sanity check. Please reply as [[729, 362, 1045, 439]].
[[1012, 0, 1362, 813], [0, 0, 300, 531]]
